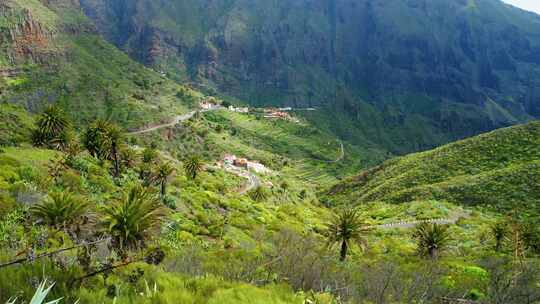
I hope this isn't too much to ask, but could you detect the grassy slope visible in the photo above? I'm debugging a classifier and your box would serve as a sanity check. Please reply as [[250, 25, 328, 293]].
[[326, 121, 540, 214]]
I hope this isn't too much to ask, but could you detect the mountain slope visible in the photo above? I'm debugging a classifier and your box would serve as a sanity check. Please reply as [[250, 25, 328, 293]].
[[326, 121, 540, 214], [79, 0, 540, 154], [0, 0, 198, 129]]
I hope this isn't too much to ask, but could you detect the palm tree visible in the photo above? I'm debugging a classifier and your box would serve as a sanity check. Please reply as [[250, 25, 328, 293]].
[[249, 186, 268, 202], [490, 221, 508, 252], [83, 119, 112, 159], [31, 105, 72, 149], [327, 208, 369, 261], [30, 191, 88, 231], [101, 184, 166, 251], [106, 123, 123, 177], [155, 162, 175, 198], [184, 155, 203, 180], [83, 120, 124, 176], [413, 223, 450, 259]]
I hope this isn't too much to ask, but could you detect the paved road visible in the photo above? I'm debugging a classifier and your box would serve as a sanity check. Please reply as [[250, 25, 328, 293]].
[[223, 164, 261, 194], [128, 108, 220, 135], [368, 211, 471, 230]]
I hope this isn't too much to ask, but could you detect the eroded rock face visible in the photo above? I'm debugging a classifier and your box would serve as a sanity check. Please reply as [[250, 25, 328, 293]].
[[1, 2, 55, 64], [78, 0, 540, 111]]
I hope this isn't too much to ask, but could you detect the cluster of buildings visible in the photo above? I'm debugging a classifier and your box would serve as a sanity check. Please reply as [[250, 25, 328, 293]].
[[222, 154, 271, 174], [199, 98, 301, 123], [228, 105, 249, 113], [263, 108, 300, 122]]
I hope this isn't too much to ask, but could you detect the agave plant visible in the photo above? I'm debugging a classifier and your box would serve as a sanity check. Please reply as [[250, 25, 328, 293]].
[[101, 184, 166, 251], [30, 191, 88, 231], [6, 280, 67, 304], [326, 208, 370, 261]]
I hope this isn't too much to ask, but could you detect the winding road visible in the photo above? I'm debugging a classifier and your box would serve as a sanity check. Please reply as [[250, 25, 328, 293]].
[[368, 211, 471, 230], [128, 107, 221, 135]]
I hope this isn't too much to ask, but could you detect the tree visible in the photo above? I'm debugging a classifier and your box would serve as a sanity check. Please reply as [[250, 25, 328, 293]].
[[413, 223, 450, 259], [101, 184, 166, 252], [155, 162, 175, 198], [327, 208, 369, 261], [31, 105, 72, 150], [249, 186, 268, 202], [82, 119, 112, 159], [82, 120, 124, 176], [184, 155, 203, 180], [30, 191, 88, 231], [107, 123, 123, 177], [491, 221, 509, 252]]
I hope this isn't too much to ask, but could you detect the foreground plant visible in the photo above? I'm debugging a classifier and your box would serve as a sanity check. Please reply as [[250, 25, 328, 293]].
[[327, 208, 369, 261], [6, 280, 65, 304], [101, 184, 166, 251]]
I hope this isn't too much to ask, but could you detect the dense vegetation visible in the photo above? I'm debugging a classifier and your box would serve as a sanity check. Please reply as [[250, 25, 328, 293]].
[[1, 0, 539, 303], [326, 121, 540, 215]]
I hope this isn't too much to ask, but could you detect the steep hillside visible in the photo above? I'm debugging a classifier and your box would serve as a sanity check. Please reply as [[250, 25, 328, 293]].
[[0, 0, 197, 129], [79, 0, 540, 153], [326, 121, 540, 214]]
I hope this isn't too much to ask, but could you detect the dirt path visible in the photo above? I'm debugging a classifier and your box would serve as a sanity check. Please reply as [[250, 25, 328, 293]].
[[222, 164, 261, 194], [327, 141, 344, 163]]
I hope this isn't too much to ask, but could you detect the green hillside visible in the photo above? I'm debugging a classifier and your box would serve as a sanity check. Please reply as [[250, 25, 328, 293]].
[[326, 121, 540, 214], [0, 0, 197, 129], [1, 0, 540, 303]]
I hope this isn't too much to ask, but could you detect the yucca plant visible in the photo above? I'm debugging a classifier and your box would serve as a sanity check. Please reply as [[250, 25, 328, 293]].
[[413, 223, 450, 259], [184, 155, 203, 180], [327, 208, 370, 261], [30, 191, 88, 231], [101, 184, 166, 251]]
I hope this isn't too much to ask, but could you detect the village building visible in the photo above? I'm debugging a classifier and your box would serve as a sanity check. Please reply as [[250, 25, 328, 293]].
[[228, 105, 249, 113], [234, 158, 248, 168]]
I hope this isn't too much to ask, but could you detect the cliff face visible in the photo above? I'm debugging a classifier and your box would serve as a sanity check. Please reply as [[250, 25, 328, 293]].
[[76, 0, 540, 154], [0, 2, 55, 64]]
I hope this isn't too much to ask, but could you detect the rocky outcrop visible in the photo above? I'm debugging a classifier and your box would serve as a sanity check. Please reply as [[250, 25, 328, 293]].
[[1, 2, 56, 64]]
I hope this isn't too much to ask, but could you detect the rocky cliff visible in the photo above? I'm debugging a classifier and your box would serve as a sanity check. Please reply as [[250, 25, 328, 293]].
[[77, 0, 540, 154]]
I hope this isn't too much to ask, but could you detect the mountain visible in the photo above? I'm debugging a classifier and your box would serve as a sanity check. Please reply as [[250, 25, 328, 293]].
[[326, 121, 540, 214], [79, 0, 540, 154], [0, 0, 198, 130]]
